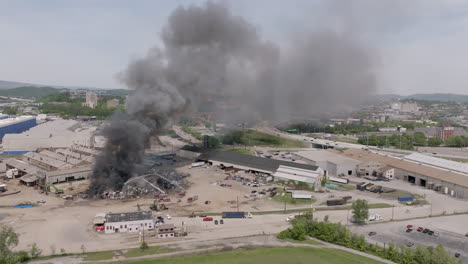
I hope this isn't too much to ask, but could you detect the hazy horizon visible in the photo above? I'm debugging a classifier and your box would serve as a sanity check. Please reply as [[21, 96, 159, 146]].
[[2, 0, 468, 95]]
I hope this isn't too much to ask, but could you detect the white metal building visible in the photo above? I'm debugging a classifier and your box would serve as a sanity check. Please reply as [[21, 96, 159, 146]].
[[104, 211, 153, 234], [295, 150, 359, 177], [273, 165, 323, 190]]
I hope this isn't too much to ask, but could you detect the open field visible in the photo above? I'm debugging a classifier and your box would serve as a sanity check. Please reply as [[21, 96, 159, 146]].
[[118, 247, 386, 264]]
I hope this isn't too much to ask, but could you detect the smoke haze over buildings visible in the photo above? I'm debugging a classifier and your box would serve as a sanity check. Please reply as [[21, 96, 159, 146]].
[[88, 1, 377, 193]]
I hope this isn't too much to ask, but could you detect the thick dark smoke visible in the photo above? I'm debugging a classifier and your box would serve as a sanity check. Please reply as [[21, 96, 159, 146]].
[[88, 1, 377, 194]]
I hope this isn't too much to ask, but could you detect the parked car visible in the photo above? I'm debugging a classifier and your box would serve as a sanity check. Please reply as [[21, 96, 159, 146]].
[[417, 227, 424, 232], [455, 253, 461, 258], [433, 232, 439, 237], [368, 232, 377, 236], [406, 225, 413, 229], [428, 231, 434, 235], [205, 201, 211, 204], [406, 242, 414, 247], [423, 228, 430, 234], [406, 228, 413, 233], [166, 214, 172, 220], [214, 220, 218, 225], [220, 219, 224, 224]]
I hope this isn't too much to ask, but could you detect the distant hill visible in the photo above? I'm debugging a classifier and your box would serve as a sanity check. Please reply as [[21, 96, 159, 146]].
[[0, 86, 65, 99], [0, 80, 40, 89], [376, 93, 468, 102]]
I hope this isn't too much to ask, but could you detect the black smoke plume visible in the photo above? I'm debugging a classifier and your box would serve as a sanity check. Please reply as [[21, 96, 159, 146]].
[[88, 1, 377, 194]]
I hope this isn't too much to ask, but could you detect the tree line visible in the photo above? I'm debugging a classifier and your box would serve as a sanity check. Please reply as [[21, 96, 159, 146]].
[[357, 133, 468, 149]]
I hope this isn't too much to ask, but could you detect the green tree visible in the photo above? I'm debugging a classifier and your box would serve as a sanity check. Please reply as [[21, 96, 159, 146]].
[[351, 199, 369, 224], [3, 107, 18, 115], [139, 241, 149, 250], [0, 226, 20, 264], [427, 137, 442, 147], [413, 132, 427, 146]]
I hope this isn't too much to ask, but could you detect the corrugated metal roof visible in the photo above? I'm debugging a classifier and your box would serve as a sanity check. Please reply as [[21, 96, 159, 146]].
[[341, 149, 468, 188], [5, 158, 43, 174], [199, 151, 319, 173], [23, 152, 70, 169], [404, 153, 468, 175]]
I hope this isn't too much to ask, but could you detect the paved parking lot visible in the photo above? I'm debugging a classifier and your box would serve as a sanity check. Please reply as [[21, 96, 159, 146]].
[[350, 215, 468, 263]]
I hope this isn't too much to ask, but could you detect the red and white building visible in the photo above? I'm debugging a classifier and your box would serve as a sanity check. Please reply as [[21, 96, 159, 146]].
[[104, 211, 154, 234]]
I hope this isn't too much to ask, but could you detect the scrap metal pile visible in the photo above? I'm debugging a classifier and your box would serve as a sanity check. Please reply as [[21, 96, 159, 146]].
[[87, 153, 189, 200]]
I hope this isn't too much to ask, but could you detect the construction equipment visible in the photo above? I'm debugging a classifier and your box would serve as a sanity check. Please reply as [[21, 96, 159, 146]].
[[46, 183, 64, 195], [150, 199, 168, 211]]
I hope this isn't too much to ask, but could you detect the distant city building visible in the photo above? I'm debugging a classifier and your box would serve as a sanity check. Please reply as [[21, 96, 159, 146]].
[[106, 98, 120, 108], [437, 127, 455, 141], [84, 92, 98, 109], [70, 89, 88, 99], [400, 102, 419, 113]]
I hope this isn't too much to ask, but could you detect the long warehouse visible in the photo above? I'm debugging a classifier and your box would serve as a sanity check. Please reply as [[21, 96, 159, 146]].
[[340, 149, 468, 200]]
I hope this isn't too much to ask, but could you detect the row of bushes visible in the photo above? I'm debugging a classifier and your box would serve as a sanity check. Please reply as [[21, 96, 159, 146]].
[[278, 213, 461, 264]]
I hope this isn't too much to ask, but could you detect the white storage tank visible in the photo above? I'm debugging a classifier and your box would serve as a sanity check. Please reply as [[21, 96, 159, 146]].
[[444, 187, 449, 194]]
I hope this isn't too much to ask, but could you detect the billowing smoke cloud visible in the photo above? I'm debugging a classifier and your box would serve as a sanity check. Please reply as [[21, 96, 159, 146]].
[[88, 1, 377, 194]]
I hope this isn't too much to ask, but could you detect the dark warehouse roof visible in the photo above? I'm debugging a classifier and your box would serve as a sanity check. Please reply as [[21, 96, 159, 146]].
[[198, 151, 319, 173]]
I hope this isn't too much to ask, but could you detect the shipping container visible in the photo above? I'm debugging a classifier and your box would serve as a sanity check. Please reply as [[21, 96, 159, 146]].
[[398, 196, 414, 202], [222, 212, 245, 218], [203, 217, 213, 221]]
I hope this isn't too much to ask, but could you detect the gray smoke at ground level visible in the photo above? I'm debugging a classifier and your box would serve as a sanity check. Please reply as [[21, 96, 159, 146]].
[[87, 1, 377, 194]]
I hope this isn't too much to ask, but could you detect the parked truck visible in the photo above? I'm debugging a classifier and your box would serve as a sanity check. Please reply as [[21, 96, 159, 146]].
[[222, 212, 253, 218], [326, 199, 346, 206]]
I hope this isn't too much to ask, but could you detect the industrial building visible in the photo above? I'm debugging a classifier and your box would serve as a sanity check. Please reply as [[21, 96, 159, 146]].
[[104, 211, 154, 234], [23, 152, 73, 171], [46, 166, 92, 184], [294, 150, 359, 177], [340, 149, 468, 200], [156, 224, 175, 238], [0, 116, 37, 141], [198, 151, 324, 190], [2, 119, 97, 154]]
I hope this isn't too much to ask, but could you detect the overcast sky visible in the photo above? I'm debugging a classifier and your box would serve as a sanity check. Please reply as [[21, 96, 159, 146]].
[[1, 0, 468, 95]]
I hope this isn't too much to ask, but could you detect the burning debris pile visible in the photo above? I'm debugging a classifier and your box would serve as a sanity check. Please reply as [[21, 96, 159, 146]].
[[87, 1, 377, 196]]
